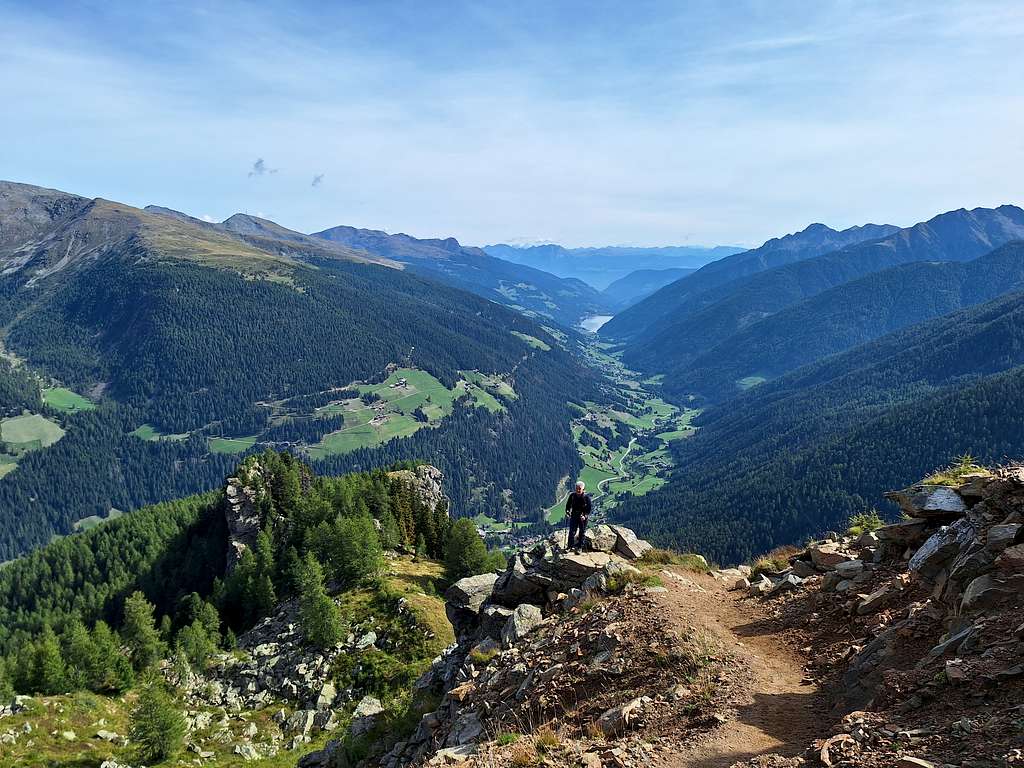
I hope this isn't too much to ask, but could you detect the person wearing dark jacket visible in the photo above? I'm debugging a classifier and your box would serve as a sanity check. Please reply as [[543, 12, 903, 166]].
[[565, 481, 592, 553]]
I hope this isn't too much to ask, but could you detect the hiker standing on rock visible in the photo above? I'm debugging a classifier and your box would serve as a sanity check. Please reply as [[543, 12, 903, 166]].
[[565, 481, 592, 553]]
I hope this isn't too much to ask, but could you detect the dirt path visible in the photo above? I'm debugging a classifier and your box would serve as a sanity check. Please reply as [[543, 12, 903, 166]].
[[652, 571, 823, 768]]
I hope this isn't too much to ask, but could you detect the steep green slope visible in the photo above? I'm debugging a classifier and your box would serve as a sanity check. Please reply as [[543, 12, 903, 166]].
[[618, 206, 1024, 377], [611, 290, 1024, 563], [599, 221, 898, 340], [673, 240, 1024, 401], [315, 225, 611, 327], [0, 182, 600, 560], [601, 267, 695, 311]]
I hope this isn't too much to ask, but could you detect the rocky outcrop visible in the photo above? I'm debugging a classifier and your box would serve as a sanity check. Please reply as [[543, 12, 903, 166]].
[[302, 526, 657, 768], [733, 464, 1024, 768], [387, 465, 449, 517], [224, 470, 268, 573]]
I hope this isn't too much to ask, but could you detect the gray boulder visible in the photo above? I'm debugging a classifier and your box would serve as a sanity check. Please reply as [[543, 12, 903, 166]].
[[501, 604, 543, 647], [988, 524, 1023, 552], [809, 542, 853, 569], [445, 573, 498, 614], [595, 697, 643, 736], [909, 517, 975, 580], [584, 524, 619, 553], [791, 559, 818, 579], [770, 574, 804, 594], [350, 695, 384, 738], [491, 555, 544, 606], [876, 518, 931, 547], [556, 551, 612, 579], [885, 484, 967, 521], [610, 526, 653, 560], [997, 543, 1024, 573], [445, 572, 499, 636], [834, 560, 865, 580], [961, 574, 1024, 612], [478, 604, 514, 639]]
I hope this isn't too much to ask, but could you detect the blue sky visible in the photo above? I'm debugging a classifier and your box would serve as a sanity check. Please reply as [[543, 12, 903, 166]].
[[2, 1, 1022, 247]]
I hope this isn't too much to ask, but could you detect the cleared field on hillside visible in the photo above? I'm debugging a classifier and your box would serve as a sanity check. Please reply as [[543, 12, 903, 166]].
[[511, 331, 551, 351], [209, 435, 259, 454], [1, 413, 65, 450], [42, 387, 95, 412], [306, 368, 513, 459], [130, 424, 189, 441]]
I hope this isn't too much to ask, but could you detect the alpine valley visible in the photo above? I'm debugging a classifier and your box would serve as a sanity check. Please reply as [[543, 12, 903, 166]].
[[3, 180, 1024, 768]]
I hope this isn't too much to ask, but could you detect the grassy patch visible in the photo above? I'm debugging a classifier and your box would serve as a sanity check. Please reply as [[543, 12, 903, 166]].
[[923, 454, 990, 486], [749, 545, 800, 577], [511, 331, 551, 351], [73, 508, 125, 532], [306, 368, 511, 459], [639, 548, 711, 572], [208, 434, 259, 454], [130, 424, 189, 441], [42, 387, 96, 412], [1, 413, 65, 451], [606, 569, 663, 593]]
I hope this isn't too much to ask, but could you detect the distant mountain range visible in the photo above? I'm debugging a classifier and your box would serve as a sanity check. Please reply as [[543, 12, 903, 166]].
[[615, 287, 1024, 563], [603, 206, 1024, 391], [674, 240, 1024, 401], [0, 180, 600, 560], [603, 202, 1024, 562], [483, 243, 741, 289], [600, 221, 900, 341], [314, 226, 611, 327]]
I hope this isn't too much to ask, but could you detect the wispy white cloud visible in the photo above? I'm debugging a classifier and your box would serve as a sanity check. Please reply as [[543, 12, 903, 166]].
[[0, 0, 1022, 247]]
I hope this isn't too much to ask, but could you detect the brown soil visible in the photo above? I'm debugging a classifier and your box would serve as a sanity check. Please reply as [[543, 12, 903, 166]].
[[650, 570, 825, 768]]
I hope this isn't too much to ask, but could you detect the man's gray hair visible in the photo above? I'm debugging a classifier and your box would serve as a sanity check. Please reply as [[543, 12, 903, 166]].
[[576, 481, 585, 490]]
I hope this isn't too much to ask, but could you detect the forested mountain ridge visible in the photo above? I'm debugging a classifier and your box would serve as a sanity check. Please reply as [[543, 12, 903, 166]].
[[601, 267, 696, 310], [599, 220, 898, 340], [611, 205, 1024, 377], [611, 288, 1024, 563], [670, 239, 1024, 401], [0, 181, 604, 561], [0, 452, 503, 766], [314, 224, 611, 327]]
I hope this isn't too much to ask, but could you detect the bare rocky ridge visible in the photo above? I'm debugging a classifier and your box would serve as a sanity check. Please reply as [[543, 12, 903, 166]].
[[721, 466, 1024, 767]]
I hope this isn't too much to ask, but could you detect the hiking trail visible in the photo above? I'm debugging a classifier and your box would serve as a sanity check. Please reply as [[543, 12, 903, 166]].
[[652, 570, 824, 768]]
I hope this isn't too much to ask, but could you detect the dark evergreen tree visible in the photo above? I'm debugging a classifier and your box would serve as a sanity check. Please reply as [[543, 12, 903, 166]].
[[296, 553, 342, 648], [130, 674, 186, 764], [122, 592, 165, 672]]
